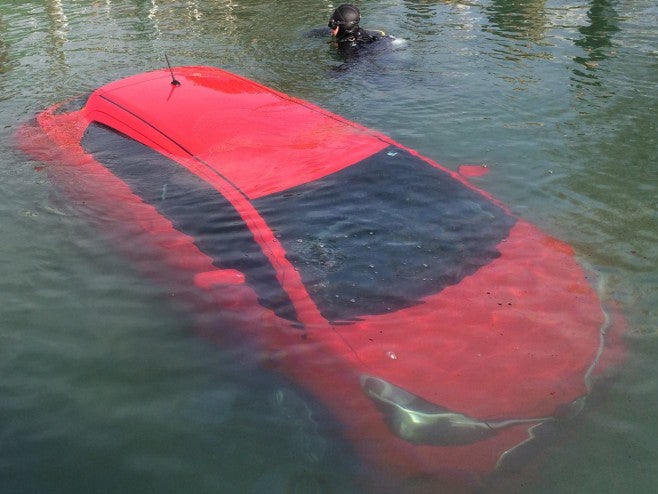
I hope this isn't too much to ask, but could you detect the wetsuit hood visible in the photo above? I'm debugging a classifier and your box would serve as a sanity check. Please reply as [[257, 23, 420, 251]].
[[328, 4, 361, 38]]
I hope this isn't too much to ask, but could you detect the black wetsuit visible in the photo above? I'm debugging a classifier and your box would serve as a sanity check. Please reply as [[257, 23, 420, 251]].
[[336, 27, 383, 46], [335, 28, 388, 59]]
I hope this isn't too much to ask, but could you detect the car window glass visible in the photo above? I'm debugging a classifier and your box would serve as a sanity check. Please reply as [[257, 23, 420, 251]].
[[254, 147, 516, 322], [81, 122, 298, 323]]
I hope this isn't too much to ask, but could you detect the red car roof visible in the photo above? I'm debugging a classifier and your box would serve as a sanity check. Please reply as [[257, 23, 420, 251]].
[[86, 66, 389, 199]]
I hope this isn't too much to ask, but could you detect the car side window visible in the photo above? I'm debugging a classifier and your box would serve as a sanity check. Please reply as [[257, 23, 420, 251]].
[[81, 122, 299, 323]]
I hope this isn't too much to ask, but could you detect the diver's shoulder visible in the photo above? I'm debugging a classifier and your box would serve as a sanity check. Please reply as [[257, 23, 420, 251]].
[[363, 29, 398, 42], [365, 29, 387, 38]]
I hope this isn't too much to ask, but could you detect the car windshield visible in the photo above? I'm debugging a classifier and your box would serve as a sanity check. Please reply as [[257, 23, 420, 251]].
[[253, 147, 516, 322]]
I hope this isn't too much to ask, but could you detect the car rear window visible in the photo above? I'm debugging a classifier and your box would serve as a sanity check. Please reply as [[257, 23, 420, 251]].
[[253, 147, 516, 322]]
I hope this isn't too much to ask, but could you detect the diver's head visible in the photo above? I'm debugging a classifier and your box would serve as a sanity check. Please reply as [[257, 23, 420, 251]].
[[328, 4, 361, 38]]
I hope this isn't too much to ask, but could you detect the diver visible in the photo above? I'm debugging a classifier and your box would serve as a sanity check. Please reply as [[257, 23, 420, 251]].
[[327, 4, 391, 59]]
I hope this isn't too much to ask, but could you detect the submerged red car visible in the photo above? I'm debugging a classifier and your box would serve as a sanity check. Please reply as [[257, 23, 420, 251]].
[[18, 66, 623, 487]]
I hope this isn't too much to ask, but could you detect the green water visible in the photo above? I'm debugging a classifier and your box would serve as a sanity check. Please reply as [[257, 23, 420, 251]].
[[1, 1, 656, 492]]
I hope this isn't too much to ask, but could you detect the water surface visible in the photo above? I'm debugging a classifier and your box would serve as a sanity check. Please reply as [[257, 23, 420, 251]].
[[1, 1, 656, 492]]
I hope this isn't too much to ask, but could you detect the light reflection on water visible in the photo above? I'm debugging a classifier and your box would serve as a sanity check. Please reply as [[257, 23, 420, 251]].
[[1, 1, 656, 493]]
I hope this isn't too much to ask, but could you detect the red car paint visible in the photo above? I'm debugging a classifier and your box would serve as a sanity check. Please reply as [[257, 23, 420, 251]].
[[17, 66, 624, 487]]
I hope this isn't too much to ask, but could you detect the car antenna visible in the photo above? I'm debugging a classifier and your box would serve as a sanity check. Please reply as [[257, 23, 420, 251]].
[[165, 53, 181, 86]]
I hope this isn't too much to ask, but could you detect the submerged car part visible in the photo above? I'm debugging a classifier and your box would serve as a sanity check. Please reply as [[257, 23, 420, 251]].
[[16, 65, 625, 485], [361, 375, 587, 447]]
